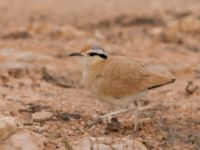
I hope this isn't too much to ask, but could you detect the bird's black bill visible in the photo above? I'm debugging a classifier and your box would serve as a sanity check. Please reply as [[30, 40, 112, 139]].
[[69, 52, 83, 57]]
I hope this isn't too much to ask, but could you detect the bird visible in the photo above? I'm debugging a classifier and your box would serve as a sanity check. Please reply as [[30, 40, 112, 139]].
[[69, 45, 175, 130]]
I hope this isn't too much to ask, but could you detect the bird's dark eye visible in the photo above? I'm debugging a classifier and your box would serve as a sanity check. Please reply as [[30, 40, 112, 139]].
[[88, 52, 97, 56]]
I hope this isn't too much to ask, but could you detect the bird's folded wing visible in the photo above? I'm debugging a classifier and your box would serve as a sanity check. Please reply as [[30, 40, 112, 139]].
[[93, 57, 174, 99]]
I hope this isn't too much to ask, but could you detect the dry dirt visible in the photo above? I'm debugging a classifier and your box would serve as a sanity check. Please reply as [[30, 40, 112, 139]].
[[0, 0, 200, 149]]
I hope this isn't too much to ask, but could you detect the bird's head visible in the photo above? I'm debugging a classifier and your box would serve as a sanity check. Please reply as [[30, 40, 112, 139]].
[[69, 45, 108, 64]]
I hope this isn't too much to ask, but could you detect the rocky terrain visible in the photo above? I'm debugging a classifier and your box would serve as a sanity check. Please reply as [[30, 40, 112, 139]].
[[0, 0, 200, 149]]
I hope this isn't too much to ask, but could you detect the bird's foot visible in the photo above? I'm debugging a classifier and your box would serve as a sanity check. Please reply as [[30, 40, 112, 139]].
[[133, 117, 151, 131], [105, 117, 122, 132], [87, 115, 118, 128], [99, 115, 118, 125]]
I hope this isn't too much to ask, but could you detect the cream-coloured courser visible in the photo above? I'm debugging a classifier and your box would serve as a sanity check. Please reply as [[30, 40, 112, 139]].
[[69, 45, 175, 129]]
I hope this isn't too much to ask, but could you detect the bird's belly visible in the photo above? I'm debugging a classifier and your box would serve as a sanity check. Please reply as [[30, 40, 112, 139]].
[[96, 91, 147, 108]]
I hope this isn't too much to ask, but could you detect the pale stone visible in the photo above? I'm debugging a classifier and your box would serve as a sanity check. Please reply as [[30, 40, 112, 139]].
[[72, 139, 92, 150], [93, 144, 112, 150], [72, 137, 147, 150], [112, 139, 133, 150], [32, 111, 53, 122], [0, 130, 46, 150], [0, 116, 18, 140], [133, 139, 148, 150]]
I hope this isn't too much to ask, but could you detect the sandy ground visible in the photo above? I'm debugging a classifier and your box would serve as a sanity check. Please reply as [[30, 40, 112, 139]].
[[0, 0, 200, 149]]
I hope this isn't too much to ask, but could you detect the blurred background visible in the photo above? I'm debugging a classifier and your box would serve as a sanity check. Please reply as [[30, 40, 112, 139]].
[[0, 0, 200, 150]]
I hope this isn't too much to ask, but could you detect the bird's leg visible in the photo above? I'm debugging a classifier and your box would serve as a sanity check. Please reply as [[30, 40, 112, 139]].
[[95, 108, 130, 126], [91, 101, 154, 128], [99, 107, 145, 131], [99, 108, 129, 119], [128, 100, 155, 131], [132, 110, 139, 131], [88, 108, 129, 127], [130, 109, 151, 131]]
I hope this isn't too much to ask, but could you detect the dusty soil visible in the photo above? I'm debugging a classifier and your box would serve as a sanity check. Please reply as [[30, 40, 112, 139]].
[[0, 0, 200, 149]]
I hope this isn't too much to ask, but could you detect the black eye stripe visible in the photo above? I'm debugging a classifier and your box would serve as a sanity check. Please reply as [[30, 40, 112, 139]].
[[99, 54, 107, 59], [88, 52, 97, 56], [88, 52, 107, 59]]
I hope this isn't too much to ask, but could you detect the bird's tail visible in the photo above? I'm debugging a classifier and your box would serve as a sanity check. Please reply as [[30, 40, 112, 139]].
[[147, 73, 176, 90]]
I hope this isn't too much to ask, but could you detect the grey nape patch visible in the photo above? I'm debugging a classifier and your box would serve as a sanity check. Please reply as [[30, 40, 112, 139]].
[[91, 45, 105, 51]]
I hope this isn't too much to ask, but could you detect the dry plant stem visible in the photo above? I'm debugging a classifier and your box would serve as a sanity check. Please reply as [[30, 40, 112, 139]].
[[185, 81, 199, 95]]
